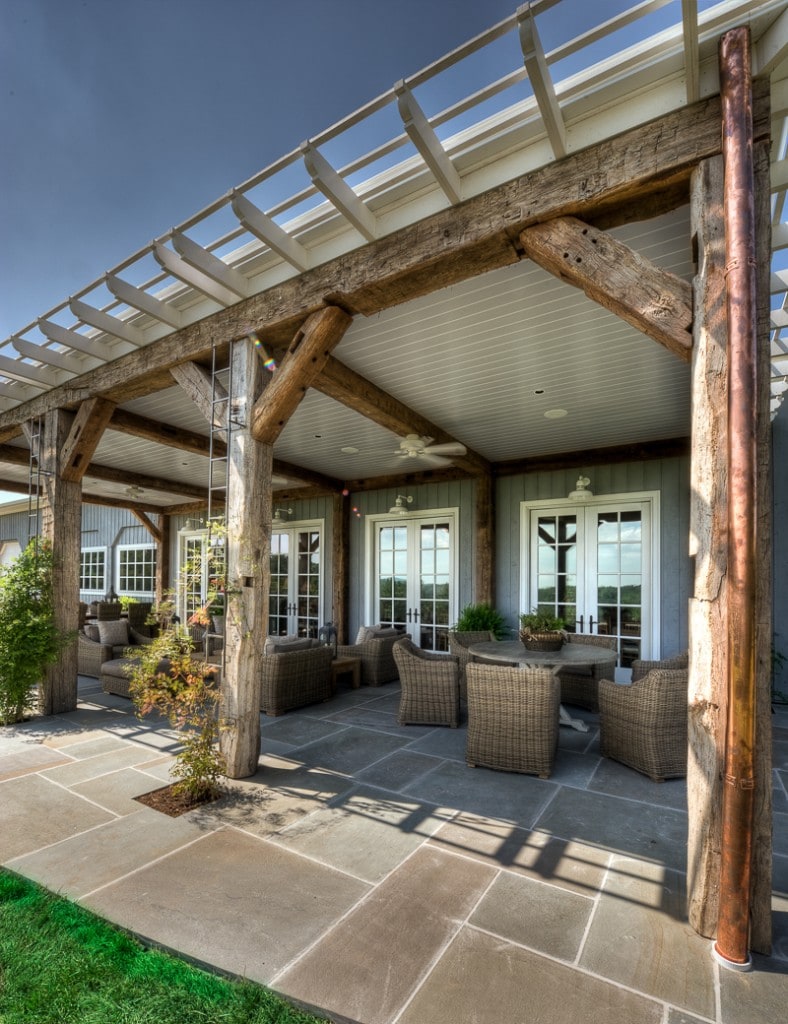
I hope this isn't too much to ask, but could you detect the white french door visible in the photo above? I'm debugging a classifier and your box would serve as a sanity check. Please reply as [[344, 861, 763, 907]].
[[268, 523, 323, 638], [371, 511, 457, 651], [522, 496, 660, 669]]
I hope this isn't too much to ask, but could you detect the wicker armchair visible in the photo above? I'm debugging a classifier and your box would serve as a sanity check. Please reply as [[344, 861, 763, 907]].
[[631, 651, 688, 681], [260, 645, 334, 716], [95, 601, 123, 621], [598, 668, 689, 781], [77, 622, 153, 678], [336, 631, 409, 686], [392, 637, 461, 728], [465, 663, 560, 778], [556, 633, 617, 712], [448, 630, 496, 700]]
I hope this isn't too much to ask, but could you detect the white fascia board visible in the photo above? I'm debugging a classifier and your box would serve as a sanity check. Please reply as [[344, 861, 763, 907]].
[[171, 232, 250, 300]]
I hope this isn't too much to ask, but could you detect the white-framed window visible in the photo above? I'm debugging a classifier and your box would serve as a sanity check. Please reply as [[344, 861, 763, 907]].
[[117, 544, 156, 597], [80, 547, 107, 595], [0, 540, 21, 567]]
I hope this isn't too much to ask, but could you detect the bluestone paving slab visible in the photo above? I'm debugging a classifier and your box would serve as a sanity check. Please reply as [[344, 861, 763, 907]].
[[535, 786, 688, 870], [8, 806, 209, 898], [773, 892, 788, 961], [556, 722, 600, 753], [355, 748, 445, 792], [774, 851, 788, 897], [0, 744, 72, 780], [271, 784, 452, 882], [666, 1011, 714, 1024], [323, 705, 433, 737], [402, 758, 559, 825], [548, 747, 604, 789], [589, 757, 689, 810], [83, 827, 370, 984], [470, 868, 594, 961], [292, 725, 411, 775], [42, 732, 132, 758], [0, 774, 114, 861], [719, 955, 788, 1024], [70, 764, 180, 815], [275, 844, 496, 1024], [580, 855, 715, 1018], [39, 744, 168, 787], [396, 925, 664, 1024], [403, 725, 467, 761], [427, 813, 610, 896], [257, 715, 348, 748]]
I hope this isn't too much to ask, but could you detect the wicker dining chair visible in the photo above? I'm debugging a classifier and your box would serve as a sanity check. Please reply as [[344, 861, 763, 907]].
[[557, 633, 617, 712], [392, 637, 461, 728], [465, 662, 560, 778], [598, 667, 689, 781], [448, 630, 496, 700], [630, 650, 688, 681]]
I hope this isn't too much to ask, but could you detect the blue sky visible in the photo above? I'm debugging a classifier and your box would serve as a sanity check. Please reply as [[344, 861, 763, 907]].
[[0, 0, 668, 344]]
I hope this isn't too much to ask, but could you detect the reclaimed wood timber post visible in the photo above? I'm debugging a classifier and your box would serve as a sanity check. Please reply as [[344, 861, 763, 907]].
[[39, 410, 81, 714], [749, 136, 773, 956], [155, 515, 171, 608], [688, 154, 727, 939], [475, 474, 494, 606], [220, 336, 269, 779], [331, 493, 349, 642]]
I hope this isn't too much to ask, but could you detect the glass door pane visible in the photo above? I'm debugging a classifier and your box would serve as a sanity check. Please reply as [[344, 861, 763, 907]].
[[593, 509, 643, 668], [533, 513, 579, 632], [296, 530, 321, 638], [419, 522, 451, 651], [377, 525, 409, 630], [268, 525, 323, 638], [180, 534, 207, 623], [269, 532, 290, 636]]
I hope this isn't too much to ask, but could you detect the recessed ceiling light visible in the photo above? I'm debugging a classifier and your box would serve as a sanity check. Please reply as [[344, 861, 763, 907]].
[[341, 446, 359, 454], [544, 408, 568, 419]]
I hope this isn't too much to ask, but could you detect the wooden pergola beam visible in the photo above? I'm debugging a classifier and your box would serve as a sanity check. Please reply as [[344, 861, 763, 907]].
[[316, 357, 491, 476], [250, 306, 352, 444], [60, 397, 116, 482], [519, 216, 693, 361]]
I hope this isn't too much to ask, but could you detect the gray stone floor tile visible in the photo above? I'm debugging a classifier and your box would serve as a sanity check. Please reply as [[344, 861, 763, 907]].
[[590, 757, 688, 810], [428, 814, 610, 896], [548, 747, 604, 789], [257, 715, 346, 748], [190, 760, 356, 837], [275, 845, 496, 1024], [580, 855, 715, 1018], [719, 954, 788, 1024], [44, 733, 133, 758], [665, 1011, 711, 1024], [404, 726, 468, 761], [402, 758, 558, 827], [355, 748, 445, 792], [773, 776, 788, 814], [773, 892, 788, 962], [323, 705, 433, 736], [470, 869, 593, 961], [39, 744, 168, 787], [774, 810, 788, 854], [83, 828, 369, 984], [0, 744, 72, 781], [557, 721, 600, 753], [271, 784, 452, 882], [71, 765, 178, 815], [535, 786, 688, 870], [8, 806, 208, 898], [774, 852, 788, 897], [293, 725, 411, 775], [397, 926, 664, 1024], [0, 774, 114, 861]]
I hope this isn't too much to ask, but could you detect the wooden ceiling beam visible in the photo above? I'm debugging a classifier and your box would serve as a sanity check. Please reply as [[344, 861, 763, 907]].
[[109, 407, 219, 457], [250, 306, 353, 444], [519, 216, 693, 361], [316, 356, 491, 476], [0, 86, 765, 433], [60, 397, 116, 482]]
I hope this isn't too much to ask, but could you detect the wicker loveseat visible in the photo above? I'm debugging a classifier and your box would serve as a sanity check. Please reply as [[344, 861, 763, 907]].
[[260, 643, 334, 716], [336, 626, 409, 686], [465, 662, 560, 778], [77, 619, 154, 678], [392, 637, 461, 728], [598, 658, 689, 781]]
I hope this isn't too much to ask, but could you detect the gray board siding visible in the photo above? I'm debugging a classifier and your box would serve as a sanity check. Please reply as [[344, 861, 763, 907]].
[[774, 404, 788, 696]]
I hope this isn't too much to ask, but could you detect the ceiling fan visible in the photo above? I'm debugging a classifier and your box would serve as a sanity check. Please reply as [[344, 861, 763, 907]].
[[394, 434, 467, 468], [125, 485, 144, 499]]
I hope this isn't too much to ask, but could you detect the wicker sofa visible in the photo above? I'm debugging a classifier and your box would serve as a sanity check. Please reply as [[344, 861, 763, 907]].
[[77, 620, 153, 678], [260, 644, 334, 716], [392, 637, 461, 728], [336, 626, 409, 686]]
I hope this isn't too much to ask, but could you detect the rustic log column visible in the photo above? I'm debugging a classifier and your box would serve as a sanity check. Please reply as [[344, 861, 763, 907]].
[[475, 474, 495, 605], [220, 337, 270, 778], [688, 154, 727, 939], [39, 410, 81, 715], [332, 492, 349, 642], [155, 515, 171, 607]]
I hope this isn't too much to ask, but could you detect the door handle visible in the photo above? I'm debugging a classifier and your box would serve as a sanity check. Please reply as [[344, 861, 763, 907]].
[[576, 615, 584, 632]]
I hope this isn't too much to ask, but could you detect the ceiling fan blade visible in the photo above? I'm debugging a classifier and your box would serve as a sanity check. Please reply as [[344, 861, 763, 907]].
[[423, 442, 467, 457], [419, 453, 452, 468]]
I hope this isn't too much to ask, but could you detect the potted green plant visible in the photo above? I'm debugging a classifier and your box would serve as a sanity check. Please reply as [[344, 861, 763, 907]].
[[0, 541, 74, 725], [454, 602, 508, 640], [519, 609, 566, 652]]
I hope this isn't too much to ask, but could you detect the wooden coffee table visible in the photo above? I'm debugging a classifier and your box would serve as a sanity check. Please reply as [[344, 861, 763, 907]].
[[331, 655, 361, 692]]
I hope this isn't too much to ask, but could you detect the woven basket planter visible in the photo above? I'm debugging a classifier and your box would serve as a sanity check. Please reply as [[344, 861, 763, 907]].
[[519, 630, 564, 652]]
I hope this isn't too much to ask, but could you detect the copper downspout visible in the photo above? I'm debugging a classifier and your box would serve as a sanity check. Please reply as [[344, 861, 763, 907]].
[[715, 26, 758, 971]]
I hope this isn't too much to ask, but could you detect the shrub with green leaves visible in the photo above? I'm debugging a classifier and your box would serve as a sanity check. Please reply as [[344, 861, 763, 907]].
[[0, 541, 71, 725], [128, 628, 226, 802], [454, 602, 508, 639]]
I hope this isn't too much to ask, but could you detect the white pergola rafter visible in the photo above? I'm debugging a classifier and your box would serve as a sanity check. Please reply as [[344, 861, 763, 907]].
[[301, 142, 378, 241], [171, 231, 250, 300], [518, 4, 567, 160], [395, 81, 462, 204], [681, 0, 700, 103], [0, 352, 59, 388], [152, 241, 237, 307], [69, 297, 146, 348], [754, 1, 788, 76], [105, 274, 184, 330], [36, 319, 108, 359], [230, 191, 310, 272], [12, 336, 97, 374]]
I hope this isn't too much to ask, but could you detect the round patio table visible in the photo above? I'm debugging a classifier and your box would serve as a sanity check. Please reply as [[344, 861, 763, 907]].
[[468, 640, 617, 733]]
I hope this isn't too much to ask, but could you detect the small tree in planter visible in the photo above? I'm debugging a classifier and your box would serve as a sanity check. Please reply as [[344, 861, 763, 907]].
[[0, 541, 73, 725], [128, 628, 226, 806]]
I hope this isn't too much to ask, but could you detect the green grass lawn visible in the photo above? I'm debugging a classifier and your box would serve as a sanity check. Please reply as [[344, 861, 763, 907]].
[[0, 869, 327, 1024]]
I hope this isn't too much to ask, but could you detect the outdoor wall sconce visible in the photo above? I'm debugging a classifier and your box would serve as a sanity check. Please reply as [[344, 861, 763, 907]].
[[568, 476, 593, 502], [271, 506, 293, 528], [389, 494, 414, 515]]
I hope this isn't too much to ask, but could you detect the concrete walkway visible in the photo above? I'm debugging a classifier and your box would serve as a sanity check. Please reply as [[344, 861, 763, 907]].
[[1, 677, 786, 1024]]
